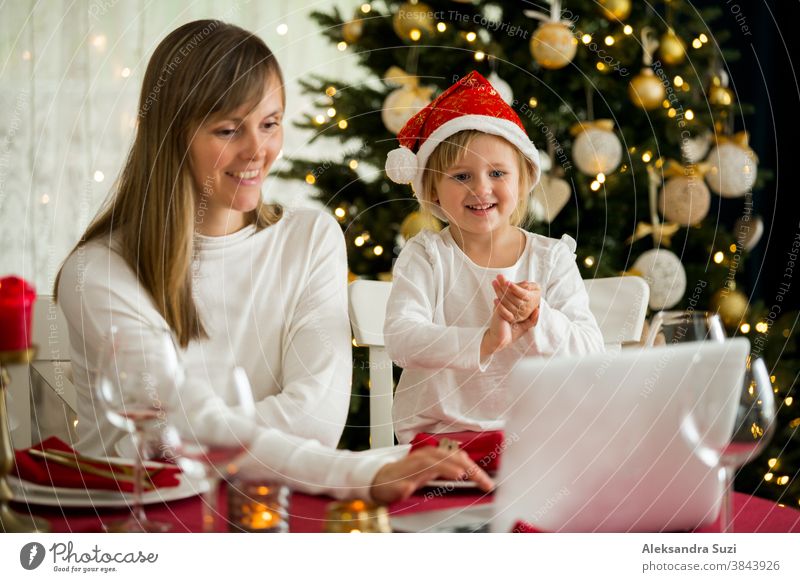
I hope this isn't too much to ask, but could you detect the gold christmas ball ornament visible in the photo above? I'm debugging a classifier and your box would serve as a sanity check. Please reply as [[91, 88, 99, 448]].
[[392, 2, 435, 41], [711, 288, 749, 328], [708, 85, 734, 107], [381, 85, 433, 135], [659, 29, 686, 65], [658, 175, 711, 226], [705, 142, 758, 198], [530, 22, 578, 70], [342, 15, 364, 44], [628, 68, 666, 110], [707, 73, 735, 108], [598, 0, 631, 21], [400, 211, 442, 240]]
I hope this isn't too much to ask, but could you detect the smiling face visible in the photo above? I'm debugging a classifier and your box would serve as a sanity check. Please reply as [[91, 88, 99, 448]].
[[431, 133, 522, 241], [188, 78, 284, 235]]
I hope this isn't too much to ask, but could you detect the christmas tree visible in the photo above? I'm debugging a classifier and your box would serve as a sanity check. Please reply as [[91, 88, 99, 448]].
[[277, 0, 797, 506]]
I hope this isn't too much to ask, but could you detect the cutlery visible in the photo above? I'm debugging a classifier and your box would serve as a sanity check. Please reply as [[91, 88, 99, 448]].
[[28, 448, 157, 490], [41, 447, 165, 476]]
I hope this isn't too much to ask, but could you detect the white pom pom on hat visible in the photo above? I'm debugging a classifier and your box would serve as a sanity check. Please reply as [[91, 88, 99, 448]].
[[385, 146, 418, 184], [384, 71, 541, 201]]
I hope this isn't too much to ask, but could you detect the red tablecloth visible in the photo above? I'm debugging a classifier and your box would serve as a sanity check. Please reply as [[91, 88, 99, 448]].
[[12, 486, 800, 533]]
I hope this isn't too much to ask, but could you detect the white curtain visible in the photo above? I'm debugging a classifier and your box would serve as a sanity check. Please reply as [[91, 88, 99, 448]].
[[0, 0, 365, 292]]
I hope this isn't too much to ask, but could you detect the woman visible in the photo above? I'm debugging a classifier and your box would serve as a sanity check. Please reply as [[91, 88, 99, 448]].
[[56, 20, 491, 502], [58, 19, 348, 454]]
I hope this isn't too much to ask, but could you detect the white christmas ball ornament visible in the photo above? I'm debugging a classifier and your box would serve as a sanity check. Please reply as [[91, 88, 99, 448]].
[[705, 143, 758, 198], [633, 249, 687, 310], [482, 3, 503, 22], [572, 128, 623, 175], [488, 72, 513, 105], [658, 175, 711, 226], [382, 86, 432, 135], [681, 132, 711, 164], [734, 215, 764, 251]]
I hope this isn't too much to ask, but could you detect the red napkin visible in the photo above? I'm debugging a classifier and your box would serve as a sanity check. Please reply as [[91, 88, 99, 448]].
[[13, 437, 181, 493], [510, 520, 544, 533], [409, 430, 506, 473]]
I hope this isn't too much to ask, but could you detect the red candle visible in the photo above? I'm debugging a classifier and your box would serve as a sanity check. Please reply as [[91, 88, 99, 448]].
[[0, 276, 36, 351]]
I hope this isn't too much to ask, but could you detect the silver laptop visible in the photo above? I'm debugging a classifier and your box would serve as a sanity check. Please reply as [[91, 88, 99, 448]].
[[490, 338, 750, 532]]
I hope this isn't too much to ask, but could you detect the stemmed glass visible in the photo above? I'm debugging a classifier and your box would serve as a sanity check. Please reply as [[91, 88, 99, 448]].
[[167, 360, 257, 532], [645, 310, 726, 346], [94, 325, 184, 532], [680, 356, 776, 532]]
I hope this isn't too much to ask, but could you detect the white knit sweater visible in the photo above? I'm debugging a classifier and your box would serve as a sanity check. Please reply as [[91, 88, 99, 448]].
[[58, 207, 402, 499]]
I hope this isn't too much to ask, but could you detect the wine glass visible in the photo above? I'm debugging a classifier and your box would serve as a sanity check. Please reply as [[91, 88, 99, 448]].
[[169, 360, 257, 532], [94, 325, 184, 532], [680, 356, 776, 532], [645, 310, 726, 346]]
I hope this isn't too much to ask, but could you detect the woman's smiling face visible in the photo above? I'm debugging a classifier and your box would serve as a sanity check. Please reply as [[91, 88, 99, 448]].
[[188, 78, 284, 234]]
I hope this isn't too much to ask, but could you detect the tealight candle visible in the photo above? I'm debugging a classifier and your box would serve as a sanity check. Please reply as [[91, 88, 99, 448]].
[[324, 499, 391, 533], [227, 480, 289, 533]]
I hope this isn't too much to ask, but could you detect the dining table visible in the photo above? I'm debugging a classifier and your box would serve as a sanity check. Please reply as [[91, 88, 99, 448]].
[[11, 484, 800, 533]]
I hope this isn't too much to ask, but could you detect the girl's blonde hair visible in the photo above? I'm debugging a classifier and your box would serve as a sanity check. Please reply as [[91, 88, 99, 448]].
[[55, 20, 283, 347], [419, 130, 537, 227]]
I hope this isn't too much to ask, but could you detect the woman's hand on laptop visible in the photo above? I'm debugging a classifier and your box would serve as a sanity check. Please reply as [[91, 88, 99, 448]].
[[371, 447, 494, 504]]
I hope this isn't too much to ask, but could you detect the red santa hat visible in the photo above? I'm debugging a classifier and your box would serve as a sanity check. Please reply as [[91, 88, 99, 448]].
[[385, 70, 541, 200]]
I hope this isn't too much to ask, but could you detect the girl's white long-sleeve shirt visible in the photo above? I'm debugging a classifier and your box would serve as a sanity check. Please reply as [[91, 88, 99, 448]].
[[384, 227, 605, 443], [57, 208, 403, 499]]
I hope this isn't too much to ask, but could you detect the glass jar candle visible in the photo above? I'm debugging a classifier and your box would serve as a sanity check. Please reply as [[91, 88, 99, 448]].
[[227, 479, 289, 533], [323, 499, 391, 533]]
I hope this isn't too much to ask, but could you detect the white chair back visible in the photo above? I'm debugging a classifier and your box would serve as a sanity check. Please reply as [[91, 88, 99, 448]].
[[32, 295, 72, 361], [583, 276, 650, 347], [349, 277, 650, 449], [348, 281, 395, 448], [28, 296, 78, 446]]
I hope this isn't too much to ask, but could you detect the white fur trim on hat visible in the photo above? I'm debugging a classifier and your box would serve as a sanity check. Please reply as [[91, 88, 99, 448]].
[[385, 146, 418, 184], [410, 115, 541, 205]]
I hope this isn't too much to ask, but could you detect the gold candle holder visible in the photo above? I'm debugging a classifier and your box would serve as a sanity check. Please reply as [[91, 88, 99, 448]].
[[324, 499, 391, 533], [227, 479, 289, 533], [1, 346, 50, 532]]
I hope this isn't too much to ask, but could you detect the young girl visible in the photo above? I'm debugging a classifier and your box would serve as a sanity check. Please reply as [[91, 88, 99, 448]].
[[384, 71, 604, 443], [54, 21, 491, 506]]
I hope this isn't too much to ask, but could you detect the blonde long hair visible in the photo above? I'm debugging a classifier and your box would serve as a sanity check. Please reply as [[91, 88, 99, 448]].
[[55, 20, 283, 347]]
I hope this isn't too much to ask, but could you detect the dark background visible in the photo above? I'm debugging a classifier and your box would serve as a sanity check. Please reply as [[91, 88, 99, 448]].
[[711, 0, 800, 315]]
